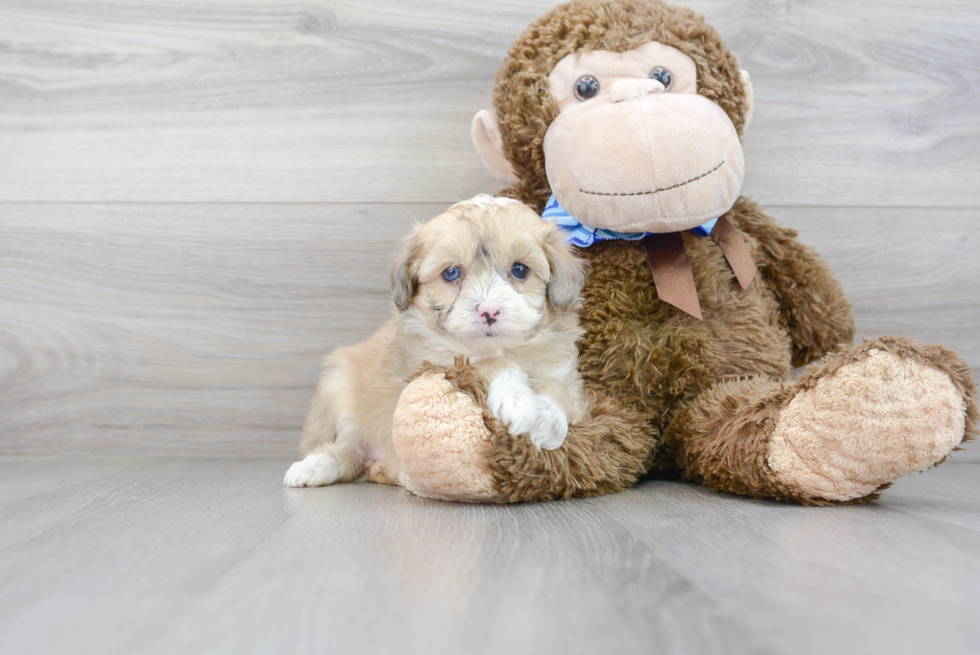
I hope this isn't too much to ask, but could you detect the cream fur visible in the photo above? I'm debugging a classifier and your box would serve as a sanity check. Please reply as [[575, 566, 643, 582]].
[[284, 196, 587, 488], [768, 349, 968, 501]]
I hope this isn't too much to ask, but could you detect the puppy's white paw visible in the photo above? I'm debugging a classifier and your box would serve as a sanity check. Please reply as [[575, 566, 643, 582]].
[[529, 395, 568, 451], [283, 453, 343, 487], [487, 368, 538, 436]]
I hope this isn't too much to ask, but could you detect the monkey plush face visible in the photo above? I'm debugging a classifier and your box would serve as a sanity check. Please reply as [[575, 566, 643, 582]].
[[543, 41, 746, 232], [472, 0, 754, 233]]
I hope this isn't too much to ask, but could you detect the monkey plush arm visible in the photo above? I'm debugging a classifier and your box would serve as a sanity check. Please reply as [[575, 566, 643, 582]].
[[730, 198, 855, 367]]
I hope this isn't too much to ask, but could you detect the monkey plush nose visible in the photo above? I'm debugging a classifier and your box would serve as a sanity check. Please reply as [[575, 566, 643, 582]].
[[610, 78, 666, 103], [477, 302, 501, 325]]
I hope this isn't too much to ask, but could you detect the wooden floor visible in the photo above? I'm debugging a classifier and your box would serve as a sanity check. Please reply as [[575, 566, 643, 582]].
[[1, 456, 979, 655]]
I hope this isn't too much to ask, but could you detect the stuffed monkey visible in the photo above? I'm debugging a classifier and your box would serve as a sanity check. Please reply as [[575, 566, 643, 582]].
[[388, 0, 977, 504]]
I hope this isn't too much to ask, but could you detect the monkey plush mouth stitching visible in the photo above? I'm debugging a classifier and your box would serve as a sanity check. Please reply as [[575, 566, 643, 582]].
[[579, 160, 726, 197]]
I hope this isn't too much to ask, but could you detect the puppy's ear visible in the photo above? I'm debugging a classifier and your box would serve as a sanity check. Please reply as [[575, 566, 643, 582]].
[[390, 226, 421, 311], [543, 227, 586, 313]]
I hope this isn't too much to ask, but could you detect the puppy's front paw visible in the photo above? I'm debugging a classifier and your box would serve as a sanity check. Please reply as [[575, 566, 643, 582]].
[[283, 453, 343, 487], [529, 395, 568, 451], [487, 369, 538, 436]]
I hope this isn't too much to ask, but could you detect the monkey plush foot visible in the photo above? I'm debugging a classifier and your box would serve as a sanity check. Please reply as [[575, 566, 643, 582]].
[[767, 337, 978, 502], [391, 361, 655, 503]]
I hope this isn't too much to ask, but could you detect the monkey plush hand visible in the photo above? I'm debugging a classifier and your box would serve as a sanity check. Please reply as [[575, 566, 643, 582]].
[[390, 0, 977, 504]]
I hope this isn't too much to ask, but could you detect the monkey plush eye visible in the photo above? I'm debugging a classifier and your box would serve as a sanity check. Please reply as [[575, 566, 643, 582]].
[[442, 266, 461, 282], [574, 75, 600, 100], [648, 67, 672, 89], [510, 263, 529, 279]]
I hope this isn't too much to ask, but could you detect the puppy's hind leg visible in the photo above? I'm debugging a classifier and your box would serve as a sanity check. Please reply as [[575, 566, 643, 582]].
[[284, 366, 362, 488]]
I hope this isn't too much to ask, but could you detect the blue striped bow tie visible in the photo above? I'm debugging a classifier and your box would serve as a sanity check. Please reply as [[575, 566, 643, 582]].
[[541, 194, 718, 247], [540, 193, 755, 320]]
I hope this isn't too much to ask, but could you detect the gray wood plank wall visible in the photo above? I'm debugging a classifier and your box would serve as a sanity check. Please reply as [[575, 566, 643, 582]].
[[2, 0, 978, 457]]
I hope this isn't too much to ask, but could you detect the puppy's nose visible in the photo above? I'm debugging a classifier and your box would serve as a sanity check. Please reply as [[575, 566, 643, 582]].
[[477, 302, 501, 325]]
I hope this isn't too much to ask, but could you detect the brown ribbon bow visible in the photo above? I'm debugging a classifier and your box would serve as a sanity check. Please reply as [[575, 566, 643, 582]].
[[641, 216, 757, 320]]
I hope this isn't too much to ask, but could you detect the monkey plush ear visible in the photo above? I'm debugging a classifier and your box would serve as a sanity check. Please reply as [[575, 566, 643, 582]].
[[740, 70, 754, 133], [471, 109, 519, 184]]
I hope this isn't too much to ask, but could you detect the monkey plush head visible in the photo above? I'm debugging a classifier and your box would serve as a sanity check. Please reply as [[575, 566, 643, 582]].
[[472, 0, 754, 234]]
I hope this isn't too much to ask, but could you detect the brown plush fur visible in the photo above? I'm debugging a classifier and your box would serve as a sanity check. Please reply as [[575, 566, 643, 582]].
[[572, 197, 856, 472], [392, 0, 978, 505], [670, 336, 978, 506], [431, 360, 655, 502], [490, 0, 975, 503]]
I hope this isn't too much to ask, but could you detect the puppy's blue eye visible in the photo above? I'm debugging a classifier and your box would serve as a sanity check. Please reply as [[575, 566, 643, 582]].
[[442, 267, 461, 282], [511, 263, 529, 279]]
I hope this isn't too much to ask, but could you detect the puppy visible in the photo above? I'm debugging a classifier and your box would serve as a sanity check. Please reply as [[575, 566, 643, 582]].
[[284, 195, 587, 488]]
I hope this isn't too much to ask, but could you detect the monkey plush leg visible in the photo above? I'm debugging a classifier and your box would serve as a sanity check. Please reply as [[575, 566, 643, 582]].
[[391, 362, 655, 503], [670, 337, 978, 505]]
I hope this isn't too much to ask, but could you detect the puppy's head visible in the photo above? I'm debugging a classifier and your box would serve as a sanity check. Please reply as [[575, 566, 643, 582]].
[[390, 194, 586, 351]]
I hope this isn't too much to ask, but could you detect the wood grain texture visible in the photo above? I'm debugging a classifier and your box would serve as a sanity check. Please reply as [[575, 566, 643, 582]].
[[783, 206, 980, 351], [1, 203, 977, 457], [1, 0, 978, 206], [0, 202, 434, 456], [1, 456, 979, 655]]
